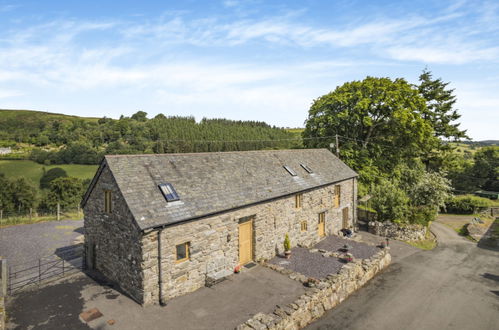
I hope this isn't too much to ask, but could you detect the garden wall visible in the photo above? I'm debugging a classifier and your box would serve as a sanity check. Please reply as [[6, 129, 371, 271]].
[[368, 221, 426, 241], [236, 248, 391, 330]]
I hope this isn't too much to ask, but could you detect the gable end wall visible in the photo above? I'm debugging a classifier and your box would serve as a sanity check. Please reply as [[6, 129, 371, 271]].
[[83, 164, 145, 303]]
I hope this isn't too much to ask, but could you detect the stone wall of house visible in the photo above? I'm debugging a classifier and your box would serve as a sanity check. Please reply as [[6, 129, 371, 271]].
[[83, 164, 145, 304], [368, 221, 427, 241], [141, 177, 357, 305], [237, 248, 391, 330]]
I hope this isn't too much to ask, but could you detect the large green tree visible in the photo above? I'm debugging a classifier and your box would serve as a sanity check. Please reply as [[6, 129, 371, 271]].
[[10, 178, 38, 212], [417, 69, 468, 170], [471, 146, 499, 191], [303, 76, 435, 187], [39, 167, 68, 189], [0, 173, 14, 213], [417, 69, 467, 141], [44, 177, 85, 210]]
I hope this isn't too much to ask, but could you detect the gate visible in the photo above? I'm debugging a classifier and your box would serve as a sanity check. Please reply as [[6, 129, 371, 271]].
[[8, 245, 84, 294]]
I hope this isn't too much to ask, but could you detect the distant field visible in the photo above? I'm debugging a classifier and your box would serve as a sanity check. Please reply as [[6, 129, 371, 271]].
[[0, 160, 97, 186], [286, 128, 304, 134]]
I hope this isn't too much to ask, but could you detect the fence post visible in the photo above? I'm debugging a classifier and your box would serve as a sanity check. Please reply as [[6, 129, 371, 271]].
[[57, 203, 60, 221], [1, 258, 7, 297]]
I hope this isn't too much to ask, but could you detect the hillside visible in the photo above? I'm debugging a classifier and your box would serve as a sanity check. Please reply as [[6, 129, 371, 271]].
[[0, 109, 300, 165], [0, 160, 97, 185], [0, 109, 99, 142]]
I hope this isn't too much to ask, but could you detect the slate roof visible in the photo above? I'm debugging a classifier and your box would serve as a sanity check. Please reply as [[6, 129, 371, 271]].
[[86, 149, 357, 231]]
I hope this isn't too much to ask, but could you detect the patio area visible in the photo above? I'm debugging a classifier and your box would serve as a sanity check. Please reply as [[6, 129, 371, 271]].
[[268, 234, 381, 279]]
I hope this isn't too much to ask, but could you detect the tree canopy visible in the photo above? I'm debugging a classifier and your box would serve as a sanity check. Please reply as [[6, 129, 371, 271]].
[[0, 110, 302, 165], [303, 74, 459, 225], [303, 76, 436, 188], [39, 167, 68, 189], [43, 177, 86, 210], [416, 69, 468, 170]]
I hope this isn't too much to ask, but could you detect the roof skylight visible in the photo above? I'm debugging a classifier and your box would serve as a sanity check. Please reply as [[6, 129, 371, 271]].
[[300, 164, 313, 174], [158, 183, 180, 202], [283, 165, 297, 176]]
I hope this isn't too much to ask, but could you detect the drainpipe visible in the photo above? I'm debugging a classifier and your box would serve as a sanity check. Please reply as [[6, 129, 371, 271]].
[[157, 229, 166, 306], [352, 177, 356, 230]]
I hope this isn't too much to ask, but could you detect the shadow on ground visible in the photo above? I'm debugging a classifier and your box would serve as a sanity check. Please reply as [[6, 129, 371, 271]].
[[477, 219, 499, 252], [7, 275, 92, 330], [74, 227, 85, 235], [6, 270, 130, 330]]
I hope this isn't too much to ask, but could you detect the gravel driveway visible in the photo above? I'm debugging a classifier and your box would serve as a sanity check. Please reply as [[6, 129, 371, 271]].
[[0, 219, 84, 267]]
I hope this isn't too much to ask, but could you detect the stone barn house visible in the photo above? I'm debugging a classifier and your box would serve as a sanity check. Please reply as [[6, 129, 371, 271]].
[[82, 149, 358, 305]]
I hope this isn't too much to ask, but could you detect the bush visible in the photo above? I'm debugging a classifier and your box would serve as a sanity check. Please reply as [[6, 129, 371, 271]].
[[408, 206, 437, 226], [444, 195, 491, 214], [40, 167, 68, 189], [370, 179, 409, 222]]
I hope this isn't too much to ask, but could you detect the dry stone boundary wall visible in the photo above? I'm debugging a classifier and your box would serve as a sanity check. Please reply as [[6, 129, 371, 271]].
[[236, 248, 391, 330], [368, 221, 426, 241]]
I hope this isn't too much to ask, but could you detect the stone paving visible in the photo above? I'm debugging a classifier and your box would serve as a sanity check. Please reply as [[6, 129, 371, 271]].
[[269, 234, 381, 279]]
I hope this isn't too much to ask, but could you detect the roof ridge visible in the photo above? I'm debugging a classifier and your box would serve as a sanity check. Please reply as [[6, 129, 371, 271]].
[[105, 148, 329, 158]]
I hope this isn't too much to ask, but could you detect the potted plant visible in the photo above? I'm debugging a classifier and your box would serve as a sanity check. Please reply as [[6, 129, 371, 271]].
[[284, 234, 291, 259], [342, 253, 353, 263], [234, 265, 241, 273]]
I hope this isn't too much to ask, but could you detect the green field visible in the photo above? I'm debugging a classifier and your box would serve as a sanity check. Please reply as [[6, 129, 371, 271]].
[[0, 160, 98, 186]]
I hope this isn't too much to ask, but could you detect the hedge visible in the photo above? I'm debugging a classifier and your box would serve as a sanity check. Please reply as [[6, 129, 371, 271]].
[[443, 195, 491, 214]]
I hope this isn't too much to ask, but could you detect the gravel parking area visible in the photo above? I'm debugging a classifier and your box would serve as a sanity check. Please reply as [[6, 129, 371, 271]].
[[315, 235, 379, 259], [269, 247, 344, 279], [0, 219, 83, 267]]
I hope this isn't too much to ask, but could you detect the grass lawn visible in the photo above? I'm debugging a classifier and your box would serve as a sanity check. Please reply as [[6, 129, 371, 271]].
[[436, 213, 495, 241], [436, 214, 474, 232], [0, 160, 98, 186], [0, 211, 82, 228]]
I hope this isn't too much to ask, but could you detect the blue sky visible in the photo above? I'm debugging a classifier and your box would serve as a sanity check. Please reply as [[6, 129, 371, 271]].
[[0, 0, 498, 140]]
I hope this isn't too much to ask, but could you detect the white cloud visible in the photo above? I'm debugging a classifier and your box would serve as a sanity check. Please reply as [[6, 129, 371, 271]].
[[0, 2, 498, 138], [386, 45, 499, 64], [0, 89, 23, 99]]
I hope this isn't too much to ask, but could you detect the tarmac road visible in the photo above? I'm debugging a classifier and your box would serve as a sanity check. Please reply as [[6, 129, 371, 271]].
[[307, 222, 499, 330]]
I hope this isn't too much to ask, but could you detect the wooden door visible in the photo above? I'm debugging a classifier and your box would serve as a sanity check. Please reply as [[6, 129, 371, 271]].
[[342, 207, 349, 229], [318, 212, 326, 237], [239, 220, 253, 265], [86, 241, 96, 270]]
